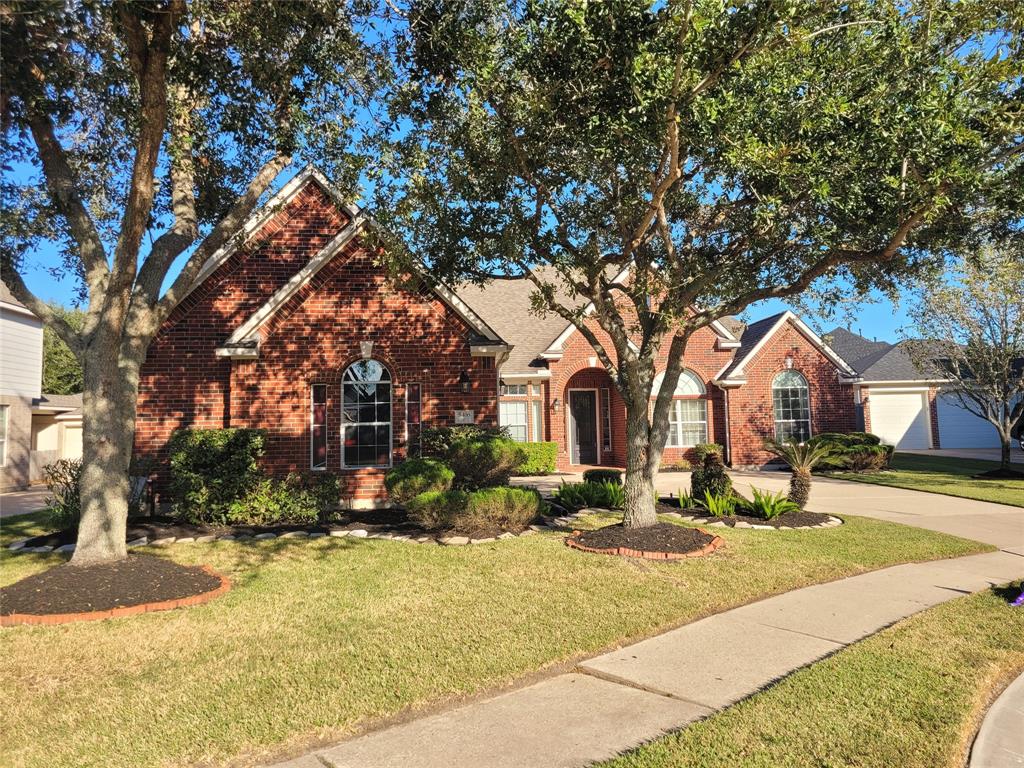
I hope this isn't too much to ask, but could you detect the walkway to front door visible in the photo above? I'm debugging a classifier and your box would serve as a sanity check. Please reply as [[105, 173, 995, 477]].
[[568, 389, 598, 465]]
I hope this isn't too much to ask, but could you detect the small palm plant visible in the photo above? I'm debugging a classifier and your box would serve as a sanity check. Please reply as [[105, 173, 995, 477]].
[[764, 439, 833, 510]]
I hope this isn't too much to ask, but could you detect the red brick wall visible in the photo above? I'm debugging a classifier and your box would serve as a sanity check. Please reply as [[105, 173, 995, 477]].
[[547, 319, 736, 470], [136, 180, 498, 503], [726, 321, 856, 467]]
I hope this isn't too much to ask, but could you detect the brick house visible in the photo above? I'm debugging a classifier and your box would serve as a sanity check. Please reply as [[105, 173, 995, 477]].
[[135, 167, 863, 505]]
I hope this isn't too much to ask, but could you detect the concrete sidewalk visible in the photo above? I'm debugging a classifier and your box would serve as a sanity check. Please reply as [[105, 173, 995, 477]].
[[272, 546, 1024, 768], [970, 669, 1024, 768]]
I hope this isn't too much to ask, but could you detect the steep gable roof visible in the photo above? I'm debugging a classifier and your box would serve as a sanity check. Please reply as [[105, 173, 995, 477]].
[[824, 327, 894, 370], [714, 310, 859, 384], [205, 166, 504, 359]]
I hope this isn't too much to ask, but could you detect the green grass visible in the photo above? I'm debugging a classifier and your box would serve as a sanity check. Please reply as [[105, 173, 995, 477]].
[[601, 583, 1024, 768], [833, 453, 1024, 507], [0, 511, 992, 768]]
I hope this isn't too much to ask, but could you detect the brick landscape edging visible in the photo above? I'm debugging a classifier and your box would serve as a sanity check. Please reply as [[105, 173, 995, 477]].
[[564, 529, 725, 560], [0, 566, 231, 628]]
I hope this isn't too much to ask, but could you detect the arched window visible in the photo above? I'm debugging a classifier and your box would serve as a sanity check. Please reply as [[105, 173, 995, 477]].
[[342, 359, 392, 468], [772, 370, 811, 442], [652, 370, 708, 447]]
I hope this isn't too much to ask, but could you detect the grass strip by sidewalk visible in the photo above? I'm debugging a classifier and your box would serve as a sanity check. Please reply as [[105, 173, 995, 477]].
[[832, 453, 1024, 507], [1, 510, 992, 768], [602, 583, 1024, 768]]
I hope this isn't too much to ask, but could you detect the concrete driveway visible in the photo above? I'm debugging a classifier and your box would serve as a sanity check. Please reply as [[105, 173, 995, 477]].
[[902, 447, 1024, 463], [516, 468, 1024, 554], [0, 488, 50, 518]]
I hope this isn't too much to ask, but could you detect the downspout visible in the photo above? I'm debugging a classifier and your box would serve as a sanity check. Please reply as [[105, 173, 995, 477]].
[[722, 388, 732, 466]]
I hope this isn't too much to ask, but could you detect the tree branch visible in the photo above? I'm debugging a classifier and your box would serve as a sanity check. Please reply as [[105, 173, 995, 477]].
[[0, 271, 83, 357]]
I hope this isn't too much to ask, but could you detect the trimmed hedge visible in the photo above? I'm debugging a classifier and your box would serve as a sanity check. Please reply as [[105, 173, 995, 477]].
[[385, 458, 454, 503], [421, 425, 510, 456], [445, 437, 526, 490], [514, 442, 558, 475], [226, 472, 340, 526], [582, 468, 622, 485], [168, 428, 266, 524], [406, 486, 542, 531], [813, 432, 894, 472]]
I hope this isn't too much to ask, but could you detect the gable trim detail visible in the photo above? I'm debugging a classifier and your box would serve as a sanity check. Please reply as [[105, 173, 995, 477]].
[[715, 311, 859, 382]]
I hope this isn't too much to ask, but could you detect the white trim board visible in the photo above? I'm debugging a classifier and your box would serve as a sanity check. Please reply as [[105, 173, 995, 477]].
[[715, 311, 859, 383]]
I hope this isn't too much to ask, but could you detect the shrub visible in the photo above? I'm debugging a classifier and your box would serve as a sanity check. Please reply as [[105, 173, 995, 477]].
[[463, 487, 543, 530], [690, 449, 732, 500], [692, 443, 724, 463], [421, 425, 510, 456], [43, 458, 82, 529], [225, 472, 339, 527], [582, 468, 622, 485], [555, 480, 624, 510], [741, 487, 801, 519], [168, 428, 266, 524], [445, 437, 526, 490], [700, 490, 737, 517], [676, 489, 695, 509], [406, 489, 469, 529], [514, 442, 558, 475], [812, 432, 893, 472], [385, 458, 454, 503], [765, 439, 833, 510], [660, 459, 692, 472]]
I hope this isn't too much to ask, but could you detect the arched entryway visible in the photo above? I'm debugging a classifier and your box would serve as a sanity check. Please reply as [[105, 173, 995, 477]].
[[563, 367, 620, 467]]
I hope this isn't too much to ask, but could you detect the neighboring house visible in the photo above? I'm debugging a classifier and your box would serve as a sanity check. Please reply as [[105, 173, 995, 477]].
[[0, 284, 83, 490], [135, 167, 863, 506], [825, 327, 1008, 450]]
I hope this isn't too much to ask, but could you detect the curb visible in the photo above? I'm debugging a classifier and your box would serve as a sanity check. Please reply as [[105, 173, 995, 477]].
[[0, 566, 231, 627]]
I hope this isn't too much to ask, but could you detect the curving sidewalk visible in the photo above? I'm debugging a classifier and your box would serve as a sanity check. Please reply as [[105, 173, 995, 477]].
[[268, 476, 1024, 768], [970, 670, 1024, 768]]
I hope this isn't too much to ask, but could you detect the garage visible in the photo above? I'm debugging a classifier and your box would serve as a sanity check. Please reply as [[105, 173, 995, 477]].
[[937, 393, 1000, 448], [867, 389, 932, 449]]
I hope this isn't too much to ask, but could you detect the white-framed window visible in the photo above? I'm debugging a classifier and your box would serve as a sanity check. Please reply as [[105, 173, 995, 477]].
[[531, 399, 543, 442], [501, 383, 527, 396], [311, 385, 327, 470], [667, 400, 708, 447], [500, 400, 528, 442], [530, 383, 541, 396], [0, 405, 8, 467], [601, 388, 612, 451], [342, 359, 392, 468], [652, 370, 708, 448], [772, 370, 811, 442]]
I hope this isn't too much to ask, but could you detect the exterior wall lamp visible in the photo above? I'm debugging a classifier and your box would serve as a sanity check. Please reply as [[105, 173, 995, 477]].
[[459, 370, 472, 393], [551, 397, 561, 412]]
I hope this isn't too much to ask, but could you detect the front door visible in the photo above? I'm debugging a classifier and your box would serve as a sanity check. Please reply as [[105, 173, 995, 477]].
[[569, 390, 598, 465]]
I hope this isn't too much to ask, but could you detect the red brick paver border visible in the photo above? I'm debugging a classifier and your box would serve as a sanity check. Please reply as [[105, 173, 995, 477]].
[[564, 530, 724, 560], [0, 566, 231, 627]]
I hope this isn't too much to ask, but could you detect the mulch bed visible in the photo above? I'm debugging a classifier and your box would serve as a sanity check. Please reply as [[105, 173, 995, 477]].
[[655, 501, 831, 528], [567, 522, 720, 560], [0, 554, 225, 619], [14, 508, 540, 550]]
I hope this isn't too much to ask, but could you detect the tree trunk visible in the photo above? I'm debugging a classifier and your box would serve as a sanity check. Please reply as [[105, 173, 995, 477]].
[[788, 468, 812, 510], [622, 399, 659, 529], [1000, 435, 1011, 471], [70, 352, 141, 565]]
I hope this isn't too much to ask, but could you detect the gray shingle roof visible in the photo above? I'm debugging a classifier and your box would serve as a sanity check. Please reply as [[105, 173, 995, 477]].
[[823, 327, 893, 370], [0, 282, 27, 309], [455, 268, 585, 375], [33, 393, 83, 410], [715, 312, 788, 380]]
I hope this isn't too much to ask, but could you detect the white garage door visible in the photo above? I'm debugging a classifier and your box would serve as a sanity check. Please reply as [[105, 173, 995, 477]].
[[937, 394, 1000, 448], [869, 390, 932, 449]]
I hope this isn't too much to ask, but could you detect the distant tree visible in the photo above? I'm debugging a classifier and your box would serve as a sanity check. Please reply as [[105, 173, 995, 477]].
[[1, 0, 383, 564], [41, 304, 84, 395], [379, 0, 1023, 527], [905, 246, 1024, 474]]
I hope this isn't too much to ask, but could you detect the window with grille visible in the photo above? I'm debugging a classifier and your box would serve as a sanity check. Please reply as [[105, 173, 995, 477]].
[[342, 360, 392, 468], [499, 400, 528, 442], [772, 370, 811, 442], [311, 385, 327, 469]]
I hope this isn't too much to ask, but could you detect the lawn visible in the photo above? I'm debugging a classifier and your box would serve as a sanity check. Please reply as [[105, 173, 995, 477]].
[[0, 511, 991, 768], [833, 453, 1024, 507], [601, 582, 1024, 768]]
